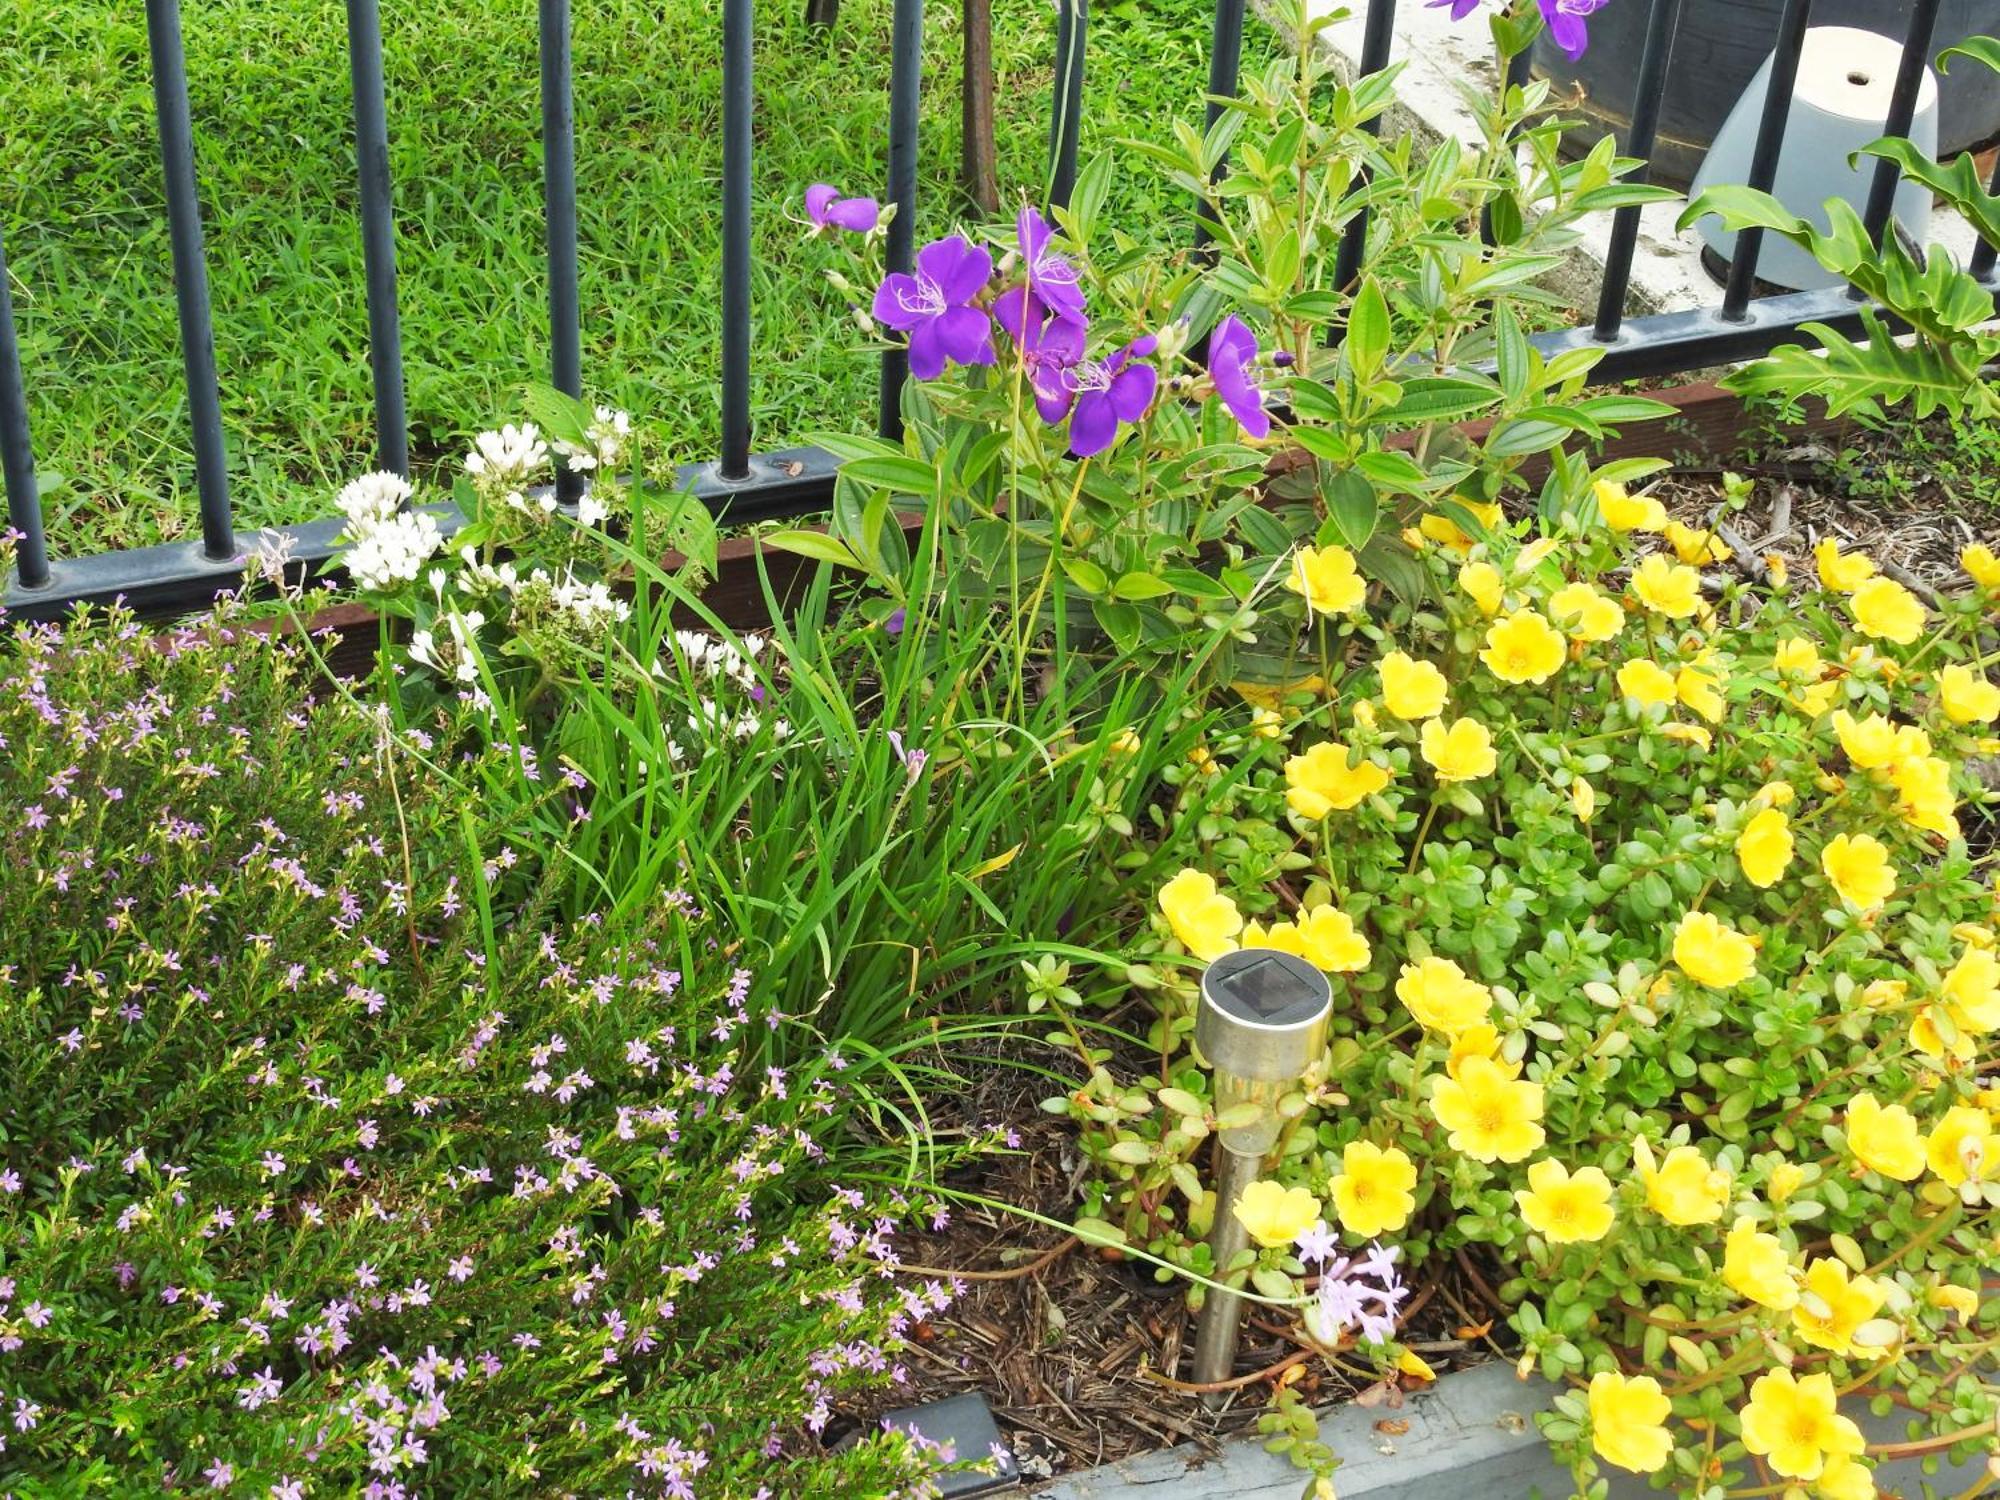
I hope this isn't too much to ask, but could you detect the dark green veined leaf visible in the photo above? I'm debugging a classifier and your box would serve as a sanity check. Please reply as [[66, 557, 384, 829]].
[[841, 456, 937, 496], [1320, 467, 1378, 550]]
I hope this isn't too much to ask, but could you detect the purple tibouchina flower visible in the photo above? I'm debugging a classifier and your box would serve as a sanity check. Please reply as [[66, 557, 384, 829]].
[[1427, 0, 1606, 59], [1539, 0, 1609, 60], [1207, 314, 1270, 439], [804, 183, 880, 233], [1013, 207, 1087, 325], [1067, 336, 1158, 458], [996, 288, 1089, 423], [873, 236, 997, 381]]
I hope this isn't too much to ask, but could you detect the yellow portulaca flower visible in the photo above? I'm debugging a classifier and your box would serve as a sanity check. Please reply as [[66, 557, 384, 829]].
[[1831, 709, 1898, 770], [1961, 542, 2000, 589], [1585, 1371, 1673, 1474], [1332, 1140, 1417, 1239], [1287, 544, 1367, 618], [1638, 1141, 1730, 1225], [1888, 754, 1958, 839], [1108, 726, 1142, 756], [1616, 658, 1678, 708], [1157, 870, 1242, 962], [1942, 946, 1999, 1031], [1791, 1257, 1886, 1357], [1431, 1056, 1545, 1163], [1458, 559, 1504, 616], [1515, 537, 1561, 574], [1817, 1455, 1878, 1500], [1820, 833, 1896, 911], [1515, 1159, 1615, 1244], [1480, 610, 1567, 685], [1378, 651, 1449, 720], [1232, 1179, 1322, 1248], [1815, 538, 1876, 593], [1736, 806, 1794, 888], [1723, 1220, 1799, 1310], [1547, 581, 1624, 642], [1594, 480, 1668, 533], [1419, 499, 1505, 554], [1739, 1368, 1865, 1481], [1772, 636, 1821, 678], [1395, 956, 1491, 1035], [1570, 778, 1597, 823], [1285, 741, 1391, 818], [1630, 554, 1703, 617], [1848, 575, 1926, 645], [1673, 910, 1757, 989], [1925, 1105, 1996, 1188], [1250, 707, 1285, 740], [1420, 716, 1496, 782], [1929, 1283, 1979, 1323], [1661, 723, 1713, 751], [1843, 1093, 1924, 1180], [1298, 906, 1371, 973], [1675, 661, 1725, 722], [1910, 1003, 1975, 1065], [1447, 1023, 1512, 1080], [1938, 664, 2000, 725], [1664, 518, 1732, 565], [1767, 1161, 1806, 1202]]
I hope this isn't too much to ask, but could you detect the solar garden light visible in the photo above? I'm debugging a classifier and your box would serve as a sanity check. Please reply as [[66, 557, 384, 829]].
[[1189, 948, 1332, 1404]]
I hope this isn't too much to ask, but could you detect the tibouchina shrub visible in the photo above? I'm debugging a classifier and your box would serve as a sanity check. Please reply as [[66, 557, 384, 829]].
[[1081, 503, 1998, 1492], [0, 600, 958, 1495]]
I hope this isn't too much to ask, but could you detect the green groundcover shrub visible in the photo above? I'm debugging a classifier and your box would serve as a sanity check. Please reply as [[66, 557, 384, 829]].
[[0, 598, 960, 1496]]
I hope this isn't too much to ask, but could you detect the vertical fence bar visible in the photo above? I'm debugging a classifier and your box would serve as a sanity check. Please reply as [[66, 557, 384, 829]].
[[720, 0, 754, 479], [1592, 0, 1683, 341], [146, 0, 234, 562], [346, 0, 409, 477], [539, 0, 584, 503], [1859, 0, 1943, 250], [1047, 0, 1090, 211], [1719, 0, 1815, 320], [1972, 152, 2000, 282], [0, 225, 50, 590], [1193, 0, 1247, 250], [878, 0, 923, 440], [1331, 0, 1397, 297]]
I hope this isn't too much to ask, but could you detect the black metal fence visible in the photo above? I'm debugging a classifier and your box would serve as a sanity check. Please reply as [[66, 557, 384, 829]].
[[2, 0, 1995, 620]]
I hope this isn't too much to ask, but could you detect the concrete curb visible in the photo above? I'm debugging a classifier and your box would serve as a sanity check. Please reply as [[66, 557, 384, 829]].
[[1032, 1360, 1990, 1498]]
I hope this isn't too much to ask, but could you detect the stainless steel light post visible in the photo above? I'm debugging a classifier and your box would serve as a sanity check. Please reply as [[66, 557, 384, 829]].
[[1189, 949, 1332, 1403]]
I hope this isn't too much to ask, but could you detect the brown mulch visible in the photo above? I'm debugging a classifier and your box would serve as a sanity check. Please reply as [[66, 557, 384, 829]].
[[836, 1051, 1502, 1482]]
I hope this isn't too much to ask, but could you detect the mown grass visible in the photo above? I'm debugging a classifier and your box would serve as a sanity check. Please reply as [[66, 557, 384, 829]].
[[3, 0, 1271, 555]]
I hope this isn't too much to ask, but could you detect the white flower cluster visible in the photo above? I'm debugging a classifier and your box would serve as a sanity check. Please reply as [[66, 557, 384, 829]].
[[335, 470, 441, 594], [651, 632, 788, 762], [552, 406, 631, 475], [548, 574, 631, 631], [409, 609, 486, 684], [465, 425, 550, 491], [671, 630, 764, 693]]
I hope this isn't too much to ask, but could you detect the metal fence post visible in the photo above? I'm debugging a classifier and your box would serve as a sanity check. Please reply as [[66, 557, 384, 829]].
[[146, 0, 235, 562], [879, 0, 923, 440], [346, 0, 409, 477], [540, 0, 584, 503], [0, 224, 49, 590], [721, 0, 754, 480]]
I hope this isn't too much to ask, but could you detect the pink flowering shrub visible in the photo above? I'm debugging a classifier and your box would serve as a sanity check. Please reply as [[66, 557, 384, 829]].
[[0, 602, 959, 1496]]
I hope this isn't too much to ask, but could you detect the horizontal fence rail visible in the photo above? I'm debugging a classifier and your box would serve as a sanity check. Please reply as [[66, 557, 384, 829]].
[[3, 0, 1998, 621]]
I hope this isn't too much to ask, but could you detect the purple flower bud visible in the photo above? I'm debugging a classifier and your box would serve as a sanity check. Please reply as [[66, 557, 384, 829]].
[[804, 183, 880, 234]]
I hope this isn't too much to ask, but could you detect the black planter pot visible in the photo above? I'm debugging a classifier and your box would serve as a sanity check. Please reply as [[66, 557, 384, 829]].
[[1533, 0, 2000, 190]]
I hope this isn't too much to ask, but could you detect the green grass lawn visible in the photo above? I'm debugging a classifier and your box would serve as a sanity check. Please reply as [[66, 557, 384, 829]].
[[3, 0, 1270, 556]]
